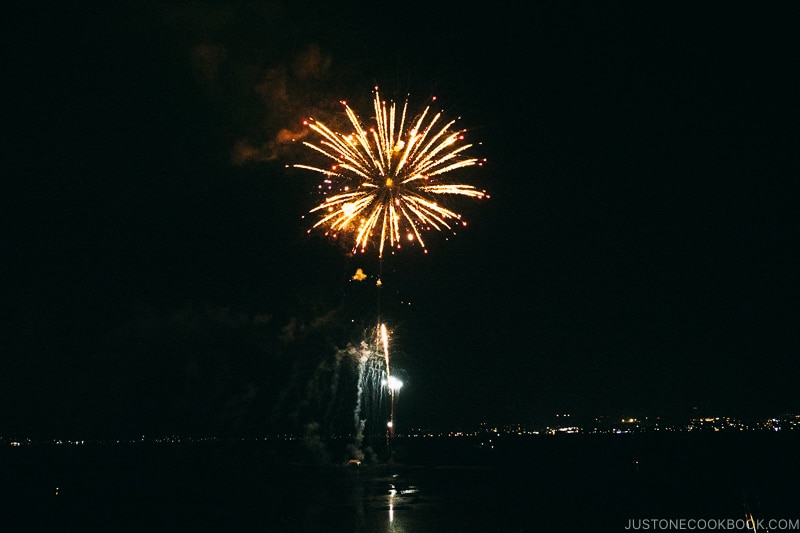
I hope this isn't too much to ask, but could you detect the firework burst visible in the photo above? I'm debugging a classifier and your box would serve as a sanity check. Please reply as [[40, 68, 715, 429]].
[[294, 87, 488, 257]]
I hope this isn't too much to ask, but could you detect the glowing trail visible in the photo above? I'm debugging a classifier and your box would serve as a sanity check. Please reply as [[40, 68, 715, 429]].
[[294, 88, 488, 257], [380, 322, 390, 381], [376, 322, 402, 438], [348, 323, 402, 447]]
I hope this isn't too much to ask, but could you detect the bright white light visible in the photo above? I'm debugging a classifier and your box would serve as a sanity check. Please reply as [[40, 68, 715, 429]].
[[387, 376, 403, 391]]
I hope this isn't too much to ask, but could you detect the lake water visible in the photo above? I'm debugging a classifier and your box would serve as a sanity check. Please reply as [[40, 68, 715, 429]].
[[2, 432, 798, 532]]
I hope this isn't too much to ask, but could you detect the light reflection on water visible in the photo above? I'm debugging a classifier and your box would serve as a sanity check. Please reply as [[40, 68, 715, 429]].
[[294, 466, 493, 533], [4, 434, 796, 532], [387, 481, 420, 528], [346, 471, 430, 533]]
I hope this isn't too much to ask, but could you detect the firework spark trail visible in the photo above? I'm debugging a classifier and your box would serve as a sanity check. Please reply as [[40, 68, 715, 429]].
[[349, 330, 392, 448], [380, 322, 390, 382], [294, 87, 488, 257]]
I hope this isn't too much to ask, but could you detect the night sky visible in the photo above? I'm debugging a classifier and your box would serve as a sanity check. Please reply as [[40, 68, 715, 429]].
[[6, 2, 799, 438]]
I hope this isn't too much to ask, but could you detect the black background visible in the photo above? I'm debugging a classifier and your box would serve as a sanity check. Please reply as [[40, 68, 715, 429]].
[[5, 2, 799, 437]]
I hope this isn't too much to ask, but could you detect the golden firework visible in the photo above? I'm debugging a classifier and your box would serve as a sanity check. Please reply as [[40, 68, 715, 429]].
[[294, 88, 487, 257]]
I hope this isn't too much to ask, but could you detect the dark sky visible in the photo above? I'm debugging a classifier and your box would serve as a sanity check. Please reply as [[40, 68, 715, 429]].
[[5, 2, 799, 437]]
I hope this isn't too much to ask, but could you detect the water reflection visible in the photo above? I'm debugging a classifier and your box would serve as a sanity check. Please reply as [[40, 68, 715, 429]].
[[385, 480, 421, 532], [292, 466, 489, 533], [7, 434, 790, 533], [361, 472, 424, 533]]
